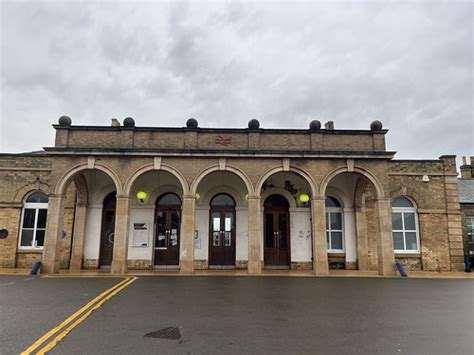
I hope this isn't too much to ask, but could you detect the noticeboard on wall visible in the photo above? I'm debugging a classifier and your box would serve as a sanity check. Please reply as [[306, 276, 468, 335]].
[[132, 222, 149, 247]]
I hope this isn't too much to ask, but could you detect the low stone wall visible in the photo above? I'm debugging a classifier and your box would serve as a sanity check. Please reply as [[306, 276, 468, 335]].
[[291, 261, 312, 270], [194, 259, 208, 270], [83, 258, 99, 269], [127, 259, 152, 270], [16, 251, 42, 268], [236, 260, 248, 270], [345, 261, 357, 270], [328, 255, 346, 269], [395, 256, 423, 271]]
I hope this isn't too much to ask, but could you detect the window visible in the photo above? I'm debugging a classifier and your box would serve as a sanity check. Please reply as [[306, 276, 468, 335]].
[[467, 217, 474, 255], [325, 197, 344, 252], [19, 191, 48, 249], [391, 197, 420, 253]]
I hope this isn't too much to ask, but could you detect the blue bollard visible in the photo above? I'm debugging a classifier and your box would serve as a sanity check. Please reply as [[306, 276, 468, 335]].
[[30, 261, 42, 275], [395, 261, 408, 277]]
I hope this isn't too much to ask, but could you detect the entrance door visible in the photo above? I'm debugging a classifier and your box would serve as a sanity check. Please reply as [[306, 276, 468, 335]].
[[209, 194, 236, 268], [99, 192, 116, 267], [154, 193, 181, 267], [264, 194, 290, 268]]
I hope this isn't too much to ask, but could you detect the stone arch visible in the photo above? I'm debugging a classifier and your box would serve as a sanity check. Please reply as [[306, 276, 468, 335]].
[[123, 164, 189, 196], [14, 182, 51, 204], [73, 174, 88, 205], [54, 163, 122, 196], [260, 187, 297, 208], [354, 176, 372, 208], [190, 165, 254, 196], [320, 166, 384, 199], [92, 183, 117, 205], [325, 186, 350, 208], [390, 186, 422, 209], [150, 185, 184, 205], [256, 166, 318, 198], [200, 185, 246, 207]]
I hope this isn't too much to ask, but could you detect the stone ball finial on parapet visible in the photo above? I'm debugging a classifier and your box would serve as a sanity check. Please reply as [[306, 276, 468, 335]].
[[123, 117, 135, 127], [248, 118, 260, 130], [58, 115, 72, 126], [186, 118, 199, 129], [370, 120, 383, 131], [309, 120, 321, 131]]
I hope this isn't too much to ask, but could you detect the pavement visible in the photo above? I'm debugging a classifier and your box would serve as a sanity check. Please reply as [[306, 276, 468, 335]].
[[1, 275, 473, 354]]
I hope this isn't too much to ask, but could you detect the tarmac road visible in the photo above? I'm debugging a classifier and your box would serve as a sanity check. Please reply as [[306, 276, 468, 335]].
[[1, 276, 473, 354]]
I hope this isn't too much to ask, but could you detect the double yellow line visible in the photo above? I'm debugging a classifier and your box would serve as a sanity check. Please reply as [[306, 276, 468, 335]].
[[22, 276, 137, 354]]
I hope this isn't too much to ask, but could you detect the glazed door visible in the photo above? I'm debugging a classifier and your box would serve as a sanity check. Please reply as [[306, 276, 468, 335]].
[[154, 208, 180, 266], [264, 211, 290, 267], [99, 208, 115, 267], [209, 209, 235, 267]]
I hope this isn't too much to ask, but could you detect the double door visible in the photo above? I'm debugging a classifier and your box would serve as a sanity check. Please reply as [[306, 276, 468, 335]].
[[155, 208, 180, 266], [99, 193, 116, 267], [209, 208, 235, 267], [264, 210, 290, 267]]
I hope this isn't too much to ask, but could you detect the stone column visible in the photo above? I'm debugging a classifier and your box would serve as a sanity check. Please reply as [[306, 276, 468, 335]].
[[247, 196, 262, 274], [42, 194, 65, 274], [111, 195, 130, 274], [355, 205, 370, 271], [343, 207, 357, 270], [311, 197, 328, 275], [375, 198, 396, 276], [69, 203, 87, 271], [180, 195, 195, 274]]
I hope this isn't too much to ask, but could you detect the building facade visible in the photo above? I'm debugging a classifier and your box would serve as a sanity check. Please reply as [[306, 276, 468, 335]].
[[459, 156, 474, 260], [0, 117, 465, 275]]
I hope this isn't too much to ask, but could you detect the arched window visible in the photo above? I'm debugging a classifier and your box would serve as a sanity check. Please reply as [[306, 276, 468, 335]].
[[157, 193, 181, 206], [392, 197, 420, 253], [210, 194, 235, 207], [19, 191, 48, 249], [325, 196, 344, 252]]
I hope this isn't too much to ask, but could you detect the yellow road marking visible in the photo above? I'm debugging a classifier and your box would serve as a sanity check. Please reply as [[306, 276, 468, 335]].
[[21, 277, 132, 355], [37, 277, 137, 354]]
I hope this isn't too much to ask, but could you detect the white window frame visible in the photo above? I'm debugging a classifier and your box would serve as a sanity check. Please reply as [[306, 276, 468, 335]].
[[391, 197, 420, 254], [18, 193, 48, 250], [326, 204, 345, 253], [467, 217, 474, 255]]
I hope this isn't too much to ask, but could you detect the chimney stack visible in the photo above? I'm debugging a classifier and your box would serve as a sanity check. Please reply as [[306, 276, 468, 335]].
[[325, 121, 334, 130], [460, 156, 473, 178]]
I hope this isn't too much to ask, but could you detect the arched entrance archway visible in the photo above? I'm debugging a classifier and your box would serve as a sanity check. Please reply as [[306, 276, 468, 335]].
[[258, 170, 313, 271], [320, 169, 395, 275], [99, 192, 116, 268], [154, 193, 181, 269], [209, 193, 236, 268], [264, 194, 290, 268]]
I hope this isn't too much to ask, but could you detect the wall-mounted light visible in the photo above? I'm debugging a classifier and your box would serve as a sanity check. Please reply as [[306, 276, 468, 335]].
[[245, 194, 249, 200], [137, 191, 148, 203], [422, 175, 430, 183], [299, 193, 310, 203], [195, 192, 201, 201]]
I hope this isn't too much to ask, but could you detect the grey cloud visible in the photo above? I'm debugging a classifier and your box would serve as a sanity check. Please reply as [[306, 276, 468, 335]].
[[0, 0, 472, 168]]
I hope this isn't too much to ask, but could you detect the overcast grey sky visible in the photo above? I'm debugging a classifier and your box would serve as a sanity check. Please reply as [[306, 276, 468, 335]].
[[0, 0, 472, 166]]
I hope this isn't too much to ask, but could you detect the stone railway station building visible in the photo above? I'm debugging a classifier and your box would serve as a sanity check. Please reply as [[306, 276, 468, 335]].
[[0, 116, 466, 275]]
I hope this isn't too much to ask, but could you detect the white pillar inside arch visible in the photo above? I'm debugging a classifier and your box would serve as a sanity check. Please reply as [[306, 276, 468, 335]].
[[343, 207, 357, 267]]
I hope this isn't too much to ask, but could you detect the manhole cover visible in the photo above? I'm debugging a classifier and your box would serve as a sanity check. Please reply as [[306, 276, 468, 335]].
[[144, 327, 182, 340]]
